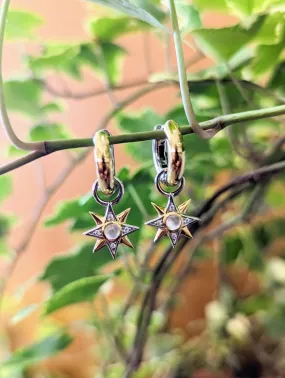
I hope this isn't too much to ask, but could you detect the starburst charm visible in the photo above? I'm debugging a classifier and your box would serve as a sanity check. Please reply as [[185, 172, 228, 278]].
[[84, 204, 139, 258], [145, 195, 199, 247]]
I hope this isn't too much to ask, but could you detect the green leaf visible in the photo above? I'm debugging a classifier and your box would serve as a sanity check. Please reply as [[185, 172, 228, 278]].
[[225, 0, 271, 18], [192, 17, 265, 61], [86, 0, 168, 31], [42, 275, 111, 315], [239, 230, 264, 270], [99, 42, 126, 85], [1, 333, 72, 372], [132, 0, 166, 23], [248, 36, 285, 77], [254, 13, 285, 45], [192, 0, 229, 12], [0, 239, 11, 256], [0, 176, 12, 204], [29, 123, 70, 141], [4, 78, 42, 118], [28, 44, 81, 79], [176, 2, 202, 33], [117, 109, 163, 162], [40, 243, 113, 292], [45, 197, 89, 227], [264, 308, 285, 338], [76, 42, 126, 84], [6, 10, 43, 41], [89, 16, 148, 41], [41, 102, 63, 114], [6, 145, 27, 158], [0, 214, 16, 238], [269, 61, 285, 95], [222, 235, 243, 264], [238, 295, 272, 315]]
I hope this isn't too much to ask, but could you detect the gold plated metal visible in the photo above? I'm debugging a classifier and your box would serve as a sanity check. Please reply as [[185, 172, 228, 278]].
[[85, 137, 139, 259], [153, 120, 185, 187], [147, 120, 199, 248], [84, 202, 139, 259], [93, 130, 115, 195], [145, 195, 199, 247]]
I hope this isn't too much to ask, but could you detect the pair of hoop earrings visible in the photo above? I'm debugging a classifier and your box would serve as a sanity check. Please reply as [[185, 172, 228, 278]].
[[84, 120, 199, 259]]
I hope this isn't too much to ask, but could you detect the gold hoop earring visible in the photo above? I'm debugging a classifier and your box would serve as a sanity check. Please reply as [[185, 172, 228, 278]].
[[83, 130, 139, 259], [146, 120, 200, 248]]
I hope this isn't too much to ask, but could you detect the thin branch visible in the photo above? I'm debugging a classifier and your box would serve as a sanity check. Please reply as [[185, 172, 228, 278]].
[[167, 0, 218, 139], [42, 77, 148, 99], [124, 158, 285, 376], [97, 44, 120, 107], [0, 0, 45, 152], [0, 82, 171, 303], [142, 33, 152, 76], [1, 103, 285, 175], [216, 79, 249, 159], [197, 159, 285, 218], [0, 151, 45, 175]]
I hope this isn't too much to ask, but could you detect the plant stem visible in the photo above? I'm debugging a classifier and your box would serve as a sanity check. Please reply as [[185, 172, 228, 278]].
[[0, 0, 45, 152], [1, 103, 285, 175], [167, 0, 217, 139]]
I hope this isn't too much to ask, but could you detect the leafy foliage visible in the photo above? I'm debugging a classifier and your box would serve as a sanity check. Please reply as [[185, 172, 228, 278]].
[[42, 275, 111, 315], [6, 10, 43, 41], [2, 0, 285, 376], [29, 123, 70, 141], [3, 78, 43, 118], [40, 243, 113, 291], [1, 333, 72, 373], [86, 0, 167, 30]]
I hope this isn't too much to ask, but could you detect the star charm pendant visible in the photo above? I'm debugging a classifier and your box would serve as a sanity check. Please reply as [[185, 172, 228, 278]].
[[84, 204, 139, 259], [145, 195, 199, 247]]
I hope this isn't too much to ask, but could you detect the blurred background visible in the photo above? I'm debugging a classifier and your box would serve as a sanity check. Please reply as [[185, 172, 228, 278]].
[[1, 0, 285, 377]]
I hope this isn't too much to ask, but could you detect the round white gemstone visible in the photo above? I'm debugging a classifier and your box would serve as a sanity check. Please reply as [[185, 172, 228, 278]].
[[165, 214, 182, 231], [104, 223, 121, 241]]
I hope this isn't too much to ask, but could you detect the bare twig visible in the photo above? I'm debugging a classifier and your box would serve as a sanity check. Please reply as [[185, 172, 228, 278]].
[[0, 0, 45, 152], [0, 83, 172, 305], [142, 33, 152, 76], [124, 158, 285, 376], [2, 103, 285, 175], [42, 77, 148, 99], [167, 0, 219, 139]]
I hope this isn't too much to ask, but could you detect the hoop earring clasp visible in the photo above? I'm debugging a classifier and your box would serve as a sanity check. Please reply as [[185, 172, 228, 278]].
[[93, 130, 115, 195], [152, 120, 185, 187]]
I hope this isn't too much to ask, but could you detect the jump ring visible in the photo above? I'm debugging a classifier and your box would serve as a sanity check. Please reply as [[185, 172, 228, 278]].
[[152, 120, 185, 186], [93, 130, 115, 195], [155, 170, 185, 197], [93, 177, 124, 206]]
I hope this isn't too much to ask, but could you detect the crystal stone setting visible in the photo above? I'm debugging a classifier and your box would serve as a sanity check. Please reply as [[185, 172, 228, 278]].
[[145, 195, 200, 247], [165, 214, 182, 231], [104, 222, 121, 241]]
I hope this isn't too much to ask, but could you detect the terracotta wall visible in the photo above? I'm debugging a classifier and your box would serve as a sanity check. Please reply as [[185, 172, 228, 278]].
[[1, 0, 238, 293], [1, 0, 184, 291], [1, 3, 261, 376]]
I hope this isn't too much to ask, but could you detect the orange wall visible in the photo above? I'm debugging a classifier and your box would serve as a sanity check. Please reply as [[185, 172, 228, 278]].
[[1, 0, 236, 305], [1, 0, 182, 291]]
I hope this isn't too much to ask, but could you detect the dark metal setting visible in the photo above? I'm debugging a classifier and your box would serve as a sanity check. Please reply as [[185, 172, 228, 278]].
[[84, 203, 139, 259], [155, 170, 185, 197], [145, 195, 200, 247], [93, 129, 115, 195], [92, 177, 124, 206], [152, 120, 185, 187]]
